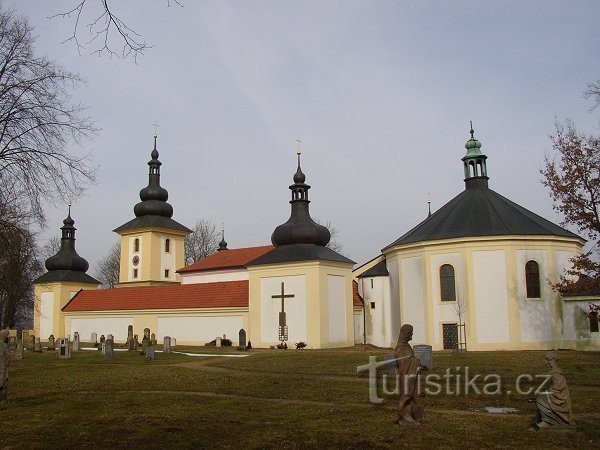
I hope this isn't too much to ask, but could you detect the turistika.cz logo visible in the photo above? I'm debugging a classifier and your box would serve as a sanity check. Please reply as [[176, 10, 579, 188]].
[[357, 356, 551, 404]]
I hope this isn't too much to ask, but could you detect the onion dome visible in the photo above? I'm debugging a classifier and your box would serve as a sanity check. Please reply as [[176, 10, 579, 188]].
[[217, 225, 229, 251], [133, 135, 174, 218], [461, 122, 489, 189], [271, 149, 330, 247], [33, 207, 99, 285], [44, 207, 89, 272]]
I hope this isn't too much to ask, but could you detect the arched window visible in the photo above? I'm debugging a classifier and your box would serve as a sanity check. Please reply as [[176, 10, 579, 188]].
[[525, 260, 541, 298], [134, 238, 140, 253], [440, 264, 456, 302], [165, 239, 170, 253]]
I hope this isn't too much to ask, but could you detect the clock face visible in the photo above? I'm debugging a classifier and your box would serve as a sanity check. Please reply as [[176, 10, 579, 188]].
[[132, 255, 140, 266]]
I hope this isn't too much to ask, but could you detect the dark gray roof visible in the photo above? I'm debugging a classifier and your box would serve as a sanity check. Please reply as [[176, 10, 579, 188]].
[[357, 260, 389, 278], [113, 215, 192, 234], [384, 186, 582, 250], [33, 270, 100, 285], [248, 244, 355, 266]]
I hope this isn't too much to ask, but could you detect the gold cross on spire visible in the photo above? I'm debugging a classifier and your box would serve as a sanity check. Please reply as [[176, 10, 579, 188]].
[[296, 137, 302, 156], [152, 120, 160, 137]]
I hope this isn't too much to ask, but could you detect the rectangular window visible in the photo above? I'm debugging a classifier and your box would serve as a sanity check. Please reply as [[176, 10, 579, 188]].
[[370, 279, 374, 289], [164, 269, 170, 278], [590, 311, 599, 333], [165, 239, 170, 253], [133, 269, 138, 278], [370, 301, 376, 309]]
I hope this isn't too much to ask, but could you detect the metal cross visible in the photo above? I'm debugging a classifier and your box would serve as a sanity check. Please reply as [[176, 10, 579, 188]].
[[271, 282, 295, 341], [296, 137, 302, 155], [152, 120, 160, 137]]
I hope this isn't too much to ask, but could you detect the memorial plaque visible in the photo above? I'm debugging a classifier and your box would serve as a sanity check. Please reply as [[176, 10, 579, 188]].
[[413, 344, 433, 370]]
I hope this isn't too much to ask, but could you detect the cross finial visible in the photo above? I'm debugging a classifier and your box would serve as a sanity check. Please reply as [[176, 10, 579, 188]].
[[67, 201, 72, 216], [152, 120, 160, 138], [296, 137, 302, 156], [427, 192, 431, 217], [469, 120, 474, 139]]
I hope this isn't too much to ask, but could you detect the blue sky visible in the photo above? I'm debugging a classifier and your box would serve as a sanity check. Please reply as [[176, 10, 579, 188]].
[[8, 0, 600, 270]]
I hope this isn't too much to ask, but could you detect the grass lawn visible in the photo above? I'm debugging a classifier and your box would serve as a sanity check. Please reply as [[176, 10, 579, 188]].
[[0, 346, 598, 449]]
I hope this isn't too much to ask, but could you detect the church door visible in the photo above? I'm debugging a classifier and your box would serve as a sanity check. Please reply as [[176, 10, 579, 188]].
[[442, 323, 458, 350]]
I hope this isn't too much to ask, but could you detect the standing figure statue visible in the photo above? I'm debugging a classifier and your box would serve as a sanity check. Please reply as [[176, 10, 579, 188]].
[[394, 324, 424, 424], [532, 351, 572, 430], [0, 330, 9, 403]]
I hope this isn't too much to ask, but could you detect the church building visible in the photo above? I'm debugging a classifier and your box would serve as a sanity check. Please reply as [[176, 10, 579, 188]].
[[33, 138, 356, 349], [353, 127, 599, 351]]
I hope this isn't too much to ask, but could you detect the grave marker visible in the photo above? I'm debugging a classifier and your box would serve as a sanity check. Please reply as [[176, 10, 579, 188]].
[[413, 344, 433, 370]]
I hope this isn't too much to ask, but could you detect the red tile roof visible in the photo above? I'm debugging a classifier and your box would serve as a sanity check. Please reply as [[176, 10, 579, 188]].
[[177, 245, 275, 273], [62, 281, 249, 312], [353, 280, 363, 307]]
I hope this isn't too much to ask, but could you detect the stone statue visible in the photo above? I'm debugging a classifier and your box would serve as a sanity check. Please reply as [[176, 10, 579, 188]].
[[394, 324, 423, 424], [0, 329, 9, 403], [532, 351, 572, 430]]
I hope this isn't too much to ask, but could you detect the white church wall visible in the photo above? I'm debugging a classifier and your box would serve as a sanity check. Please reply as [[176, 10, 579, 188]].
[[354, 310, 364, 344], [472, 250, 510, 344], [555, 250, 576, 281], [260, 275, 307, 344], [157, 315, 245, 344], [327, 275, 347, 344], [40, 292, 54, 339], [430, 253, 463, 346], [386, 259, 400, 348], [181, 269, 248, 285], [361, 276, 390, 348], [69, 316, 134, 342], [401, 256, 426, 345], [516, 249, 552, 343]]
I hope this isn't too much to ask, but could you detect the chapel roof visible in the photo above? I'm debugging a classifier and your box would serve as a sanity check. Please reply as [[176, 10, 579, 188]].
[[62, 281, 248, 312], [356, 260, 389, 278], [384, 127, 582, 251], [177, 245, 275, 273]]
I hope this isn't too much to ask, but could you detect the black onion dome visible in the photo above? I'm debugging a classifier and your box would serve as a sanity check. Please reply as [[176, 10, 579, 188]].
[[271, 152, 330, 247], [133, 136, 174, 218], [44, 211, 90, 273]]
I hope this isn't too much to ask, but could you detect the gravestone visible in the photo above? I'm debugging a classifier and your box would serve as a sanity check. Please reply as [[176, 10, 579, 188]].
[[21, 330, 30, 346], [47, 334, 56, 350], [107, 334, 114, 343], [7, 336, 17, 359], [150, 333, 157, 346], [133, 334, 140, 351], [15, 341, 24, 360], [127, 325, 135, 351], [215, 336, 222, 348], [57, 338, 71, 359], [163, 336, 171, 354], [104, 338, 114, 361], [91, 332, 98, 346], [171, 338, 176, 347], [239, 329, 247, 348], [29, 335, 35, 351], [413, 344, 433, 370], [34, 338, 43, 353], [99, 334, 105, 351], [72, 332, 80, 352], [145, 346, 155, 360]]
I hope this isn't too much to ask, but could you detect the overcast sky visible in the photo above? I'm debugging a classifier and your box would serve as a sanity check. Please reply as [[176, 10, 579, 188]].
[[7, 0, 600, 272]]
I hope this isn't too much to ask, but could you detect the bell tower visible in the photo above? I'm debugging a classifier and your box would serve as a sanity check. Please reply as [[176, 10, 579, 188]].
[[114, 135, 192, 287]]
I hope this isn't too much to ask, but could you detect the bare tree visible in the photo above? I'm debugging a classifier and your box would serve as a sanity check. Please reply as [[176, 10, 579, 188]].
[[39, 236, 61, 263], [541, 118, 600, 292], [0, 8, 97, 224], [314, 217, 344, 255], [51, 0, 182, 62], [584, 79, 600, 112], [94, 241, 120, 288], [185, 219, 220, 263], [0, 219, 40, 329]]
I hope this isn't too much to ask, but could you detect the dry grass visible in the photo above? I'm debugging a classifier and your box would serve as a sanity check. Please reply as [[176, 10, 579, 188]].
[[0, 347, 598, 449]]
